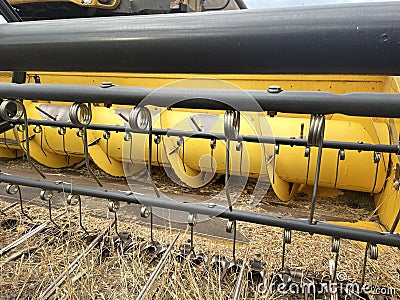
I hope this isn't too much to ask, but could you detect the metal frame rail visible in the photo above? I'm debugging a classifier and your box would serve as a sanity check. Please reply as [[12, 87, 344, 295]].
[[0, 173, 398, 247]]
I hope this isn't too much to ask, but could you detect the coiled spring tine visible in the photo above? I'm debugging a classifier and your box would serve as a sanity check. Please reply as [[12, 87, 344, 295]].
[[129, 106, 160, 197], [154, 135, 161, 167], [40, 189, 59, 228], [188, 213, 197, 253], [224, 110, 240, 211], [273, 144, 280, 185], [108, 199, 120, 237], [0, 99, 45, 178], [67, 194, 89, 236], [210, 138, 217, 173], [371, 151, 381, 195], [69, 102, 102, 187], [361, 243, 378, 286], [58, 127, 70, 165], [123, 132, 134, 163], [334, 149, 345, 189], [103, 131, 112, 164], [5, 183, 32, 220], [33, 125, 47, 157], [330, 237, 340, 281], [226, 219, 237, 262], [304, 146, 310, 185], [307, 114, 325, 225], [236, 141, 243, 177], [281, 228, 292, 270], [169, 136, 187, 172], [140, 206, 154, 242]]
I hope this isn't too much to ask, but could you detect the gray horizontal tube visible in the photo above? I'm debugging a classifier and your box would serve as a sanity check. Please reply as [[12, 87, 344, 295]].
[[14, 118, 400, 154], [0, 2, 399, 74], [1, 82, 400, 117]]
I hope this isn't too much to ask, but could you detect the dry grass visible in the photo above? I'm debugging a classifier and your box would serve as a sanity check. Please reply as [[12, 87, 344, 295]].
[[0, 201, 399, 300]]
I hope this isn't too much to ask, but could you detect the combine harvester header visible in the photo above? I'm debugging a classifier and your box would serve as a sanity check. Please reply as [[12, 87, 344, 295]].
[[0, 1, 399, 299]]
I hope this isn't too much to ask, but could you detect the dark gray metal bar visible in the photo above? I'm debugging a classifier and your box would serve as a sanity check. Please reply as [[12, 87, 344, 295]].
[[0, 0, 22, 23], [0, 173, 399, 247], [14, 118, 400, 154], [0, 2, 399, 74], [1, 82, 400, 117]]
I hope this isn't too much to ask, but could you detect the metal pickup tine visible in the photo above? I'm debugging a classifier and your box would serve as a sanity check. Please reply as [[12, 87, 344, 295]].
[[0, 99, 45, 178], [69, 102, 102, 187]]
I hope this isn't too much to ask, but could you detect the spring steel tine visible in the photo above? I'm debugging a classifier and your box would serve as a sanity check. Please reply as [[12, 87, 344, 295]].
[[361, 243, 378, 287], [236, 141, 243, 177], [182, 137, 186, 172], [225, 140, 233, 211], [103, 131, 112, 164], [150, 209, 154, 242], [19, 101, 46, 178], [154, 135, 161, 167], [0, 210, 66, 256], [136, 232, 180, 300], [226, 219, 237, 262], [39, 219, 115, 300], [188, 213, 196, 252], [371, 152, 381, 195], [33, 125, 47, 157], [58, 127, 70, 165], [334, 149, 345, 189], [83, 126, 102, 187], [108, 200, 120, 237], [70, 102, 102, 186], [18, 187, 32, 221], [149, 129, 161, 198], [273, 144, 280, 185], [78, 195, 90, 236], [233, 249, 249, 300], [224, 110, 240, 211], [281, 228, 292, 270], [5, 183, 32, 220], [40, 189, 60, 228], [82, 126, 103, 187], [308, 114, 325, 224], [305, 147, 311, 186], [331, 237, 340, 281], [210, 138, 216, 173]]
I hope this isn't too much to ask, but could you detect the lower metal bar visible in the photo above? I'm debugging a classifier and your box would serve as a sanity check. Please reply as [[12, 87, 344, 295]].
[[15, 119, 400, 154], [0, 173, 399, 247]]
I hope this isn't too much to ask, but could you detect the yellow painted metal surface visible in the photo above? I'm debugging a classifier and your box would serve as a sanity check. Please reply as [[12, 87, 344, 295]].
[[9, 0, 120, 9]]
